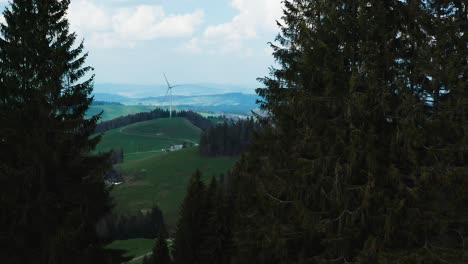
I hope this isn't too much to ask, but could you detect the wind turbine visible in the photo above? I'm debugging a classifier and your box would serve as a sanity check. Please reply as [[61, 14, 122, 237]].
[[163, 73, 180, 119]]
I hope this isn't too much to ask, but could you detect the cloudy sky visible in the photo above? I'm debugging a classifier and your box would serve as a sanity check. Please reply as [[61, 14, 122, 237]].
[[0, 0, 284, 89]]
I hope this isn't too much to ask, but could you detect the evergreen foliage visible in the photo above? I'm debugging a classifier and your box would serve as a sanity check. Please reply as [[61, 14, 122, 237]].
[[227, 0, 467, 263], [142, 232, 173, 264], [96, 206, 166, 242], [199, 118, 257, 157], [0, 0, 124, 262], [173, 172, 234, 264], [200, 176, 233, 264], [173, 170, 208, 264]]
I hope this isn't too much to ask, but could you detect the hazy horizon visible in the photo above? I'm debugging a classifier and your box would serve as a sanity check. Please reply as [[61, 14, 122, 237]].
[[93, 82, 259, 98]]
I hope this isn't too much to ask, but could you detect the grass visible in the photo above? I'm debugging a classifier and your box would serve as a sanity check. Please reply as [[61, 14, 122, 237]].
[[112, 147, 237, 230], [106, 238, 154, 262], [124, 151, 165, 162], [96, 118, 201, 155], [87, 104, 155, 122], [98, 116, 237, 258], [107, 239, 176, 264]]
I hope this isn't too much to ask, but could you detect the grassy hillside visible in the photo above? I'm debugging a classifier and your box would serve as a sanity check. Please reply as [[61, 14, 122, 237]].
[[87, 104, 155, 121], [96, 117, 237, 229], [97, 116, 237, 261], [106, 238, 154, 262], [112, 147, 236, 229], [96, 118, 200, 156]]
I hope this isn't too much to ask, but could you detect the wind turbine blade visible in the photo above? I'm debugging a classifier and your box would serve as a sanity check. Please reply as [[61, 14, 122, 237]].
[[162, 87, 170, 104], [163, 73, 171, 88]]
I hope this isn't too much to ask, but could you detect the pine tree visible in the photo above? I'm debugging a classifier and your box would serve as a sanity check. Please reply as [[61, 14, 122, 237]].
[[173, 170, 208, 264], [198, 176, 218, 262], [152, 233, 173, 264], [378, 1, 468, 262], [229, 0, 467, 263], [0, 0, 121, 263], [143, 232, 173, 264], [200, 176, 233, 264]]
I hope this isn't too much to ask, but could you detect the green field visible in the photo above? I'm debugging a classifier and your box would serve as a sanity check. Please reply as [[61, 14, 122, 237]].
[[99, 117, 237, 258], [96, 117, 237, 228], [96, 118, 200, 156], [106, 238, 154, 262], [87, 104, 155, 122], [112, 147, 236, 229]]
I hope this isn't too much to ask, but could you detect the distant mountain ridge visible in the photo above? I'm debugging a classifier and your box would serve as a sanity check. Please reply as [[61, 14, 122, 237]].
[[94, 83, 258, 98], [91, 92, 261, 116], [93, 93, 130, 102]]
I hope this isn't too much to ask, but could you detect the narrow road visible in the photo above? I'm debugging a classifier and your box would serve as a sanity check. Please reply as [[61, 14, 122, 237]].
[[125, 150, 164, 155], [126, 251, 152, 263]]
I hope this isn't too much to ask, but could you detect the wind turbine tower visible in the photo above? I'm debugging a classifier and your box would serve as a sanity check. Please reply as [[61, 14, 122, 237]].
[[163, 73, 180, 119]]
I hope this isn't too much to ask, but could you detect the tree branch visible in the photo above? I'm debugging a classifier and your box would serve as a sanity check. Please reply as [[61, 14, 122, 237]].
[[264, 191, 294, 204]]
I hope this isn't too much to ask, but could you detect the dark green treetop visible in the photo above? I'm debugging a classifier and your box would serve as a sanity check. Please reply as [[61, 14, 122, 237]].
[[230, 0, 467, 263], [0, 0, 121, 263]]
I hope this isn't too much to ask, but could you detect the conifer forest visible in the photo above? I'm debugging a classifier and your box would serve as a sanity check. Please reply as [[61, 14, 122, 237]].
[[0, 0, 466, 263]]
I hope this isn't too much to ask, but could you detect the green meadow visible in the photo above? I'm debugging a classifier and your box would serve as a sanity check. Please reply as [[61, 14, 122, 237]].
[[96, 117, 237, 230], [96, 118, 200, 155], [112, 147, 236, 229], [106, 238, 154, 262], [87, 104, 155, 122]]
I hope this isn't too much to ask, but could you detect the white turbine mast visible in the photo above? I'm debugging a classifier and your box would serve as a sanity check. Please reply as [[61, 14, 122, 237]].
[[163, 73, 180, 119]]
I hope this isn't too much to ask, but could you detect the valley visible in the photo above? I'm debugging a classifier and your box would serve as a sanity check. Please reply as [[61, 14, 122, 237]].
[[96, 117, 236, 227], [97, 113, 237, 261], [90, 92, 261, 117]]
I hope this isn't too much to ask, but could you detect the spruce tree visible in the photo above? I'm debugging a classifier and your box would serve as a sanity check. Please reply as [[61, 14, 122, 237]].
[[229, 0, 467, 263], [152, 233, 173, 264], [201, 176, 233, 264], [143, 232, 173, 264], [173, 170, 208, 264], [0, 0, 120, 263]]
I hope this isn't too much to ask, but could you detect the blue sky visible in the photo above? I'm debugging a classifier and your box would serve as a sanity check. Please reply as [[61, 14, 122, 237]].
[[1, 0, 283, 91]]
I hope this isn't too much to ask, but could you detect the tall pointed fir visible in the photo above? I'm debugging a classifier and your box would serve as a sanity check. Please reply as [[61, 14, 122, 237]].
[[229, 0, 467, 263], [173, 170, 208, 264], [200, 176, 233, 264], [0, 0, 120, 263], [386, 1, 468, 262], [143, 231, 173, 264], [152, 233, 172, 264]]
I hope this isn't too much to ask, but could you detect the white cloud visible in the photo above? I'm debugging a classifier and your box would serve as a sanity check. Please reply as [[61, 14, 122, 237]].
[[178, 37, 202, 54], [230, 0, 283, 32], [204, 16, 256, 41], [68, 0, 110, 33], [113, 6, 203, 41], [0, 15, 5, 26], [206, 0, 282, 42], [179, 0, 282, 55], [68, 0, 204, 48]]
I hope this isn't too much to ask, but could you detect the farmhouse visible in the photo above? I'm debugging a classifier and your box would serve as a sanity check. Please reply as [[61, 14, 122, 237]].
[[168, 145, 184, 151]]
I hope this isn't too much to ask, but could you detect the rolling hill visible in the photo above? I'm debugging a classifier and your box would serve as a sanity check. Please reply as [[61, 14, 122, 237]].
[[106, 238, 154, 262], [112, 147, 236, 229], [89, 92, 260, 116], [96, 117, 237, 229], [87, 103, 156, 122], [93, 83, 256, 98], [96, 118, 200, 157]]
